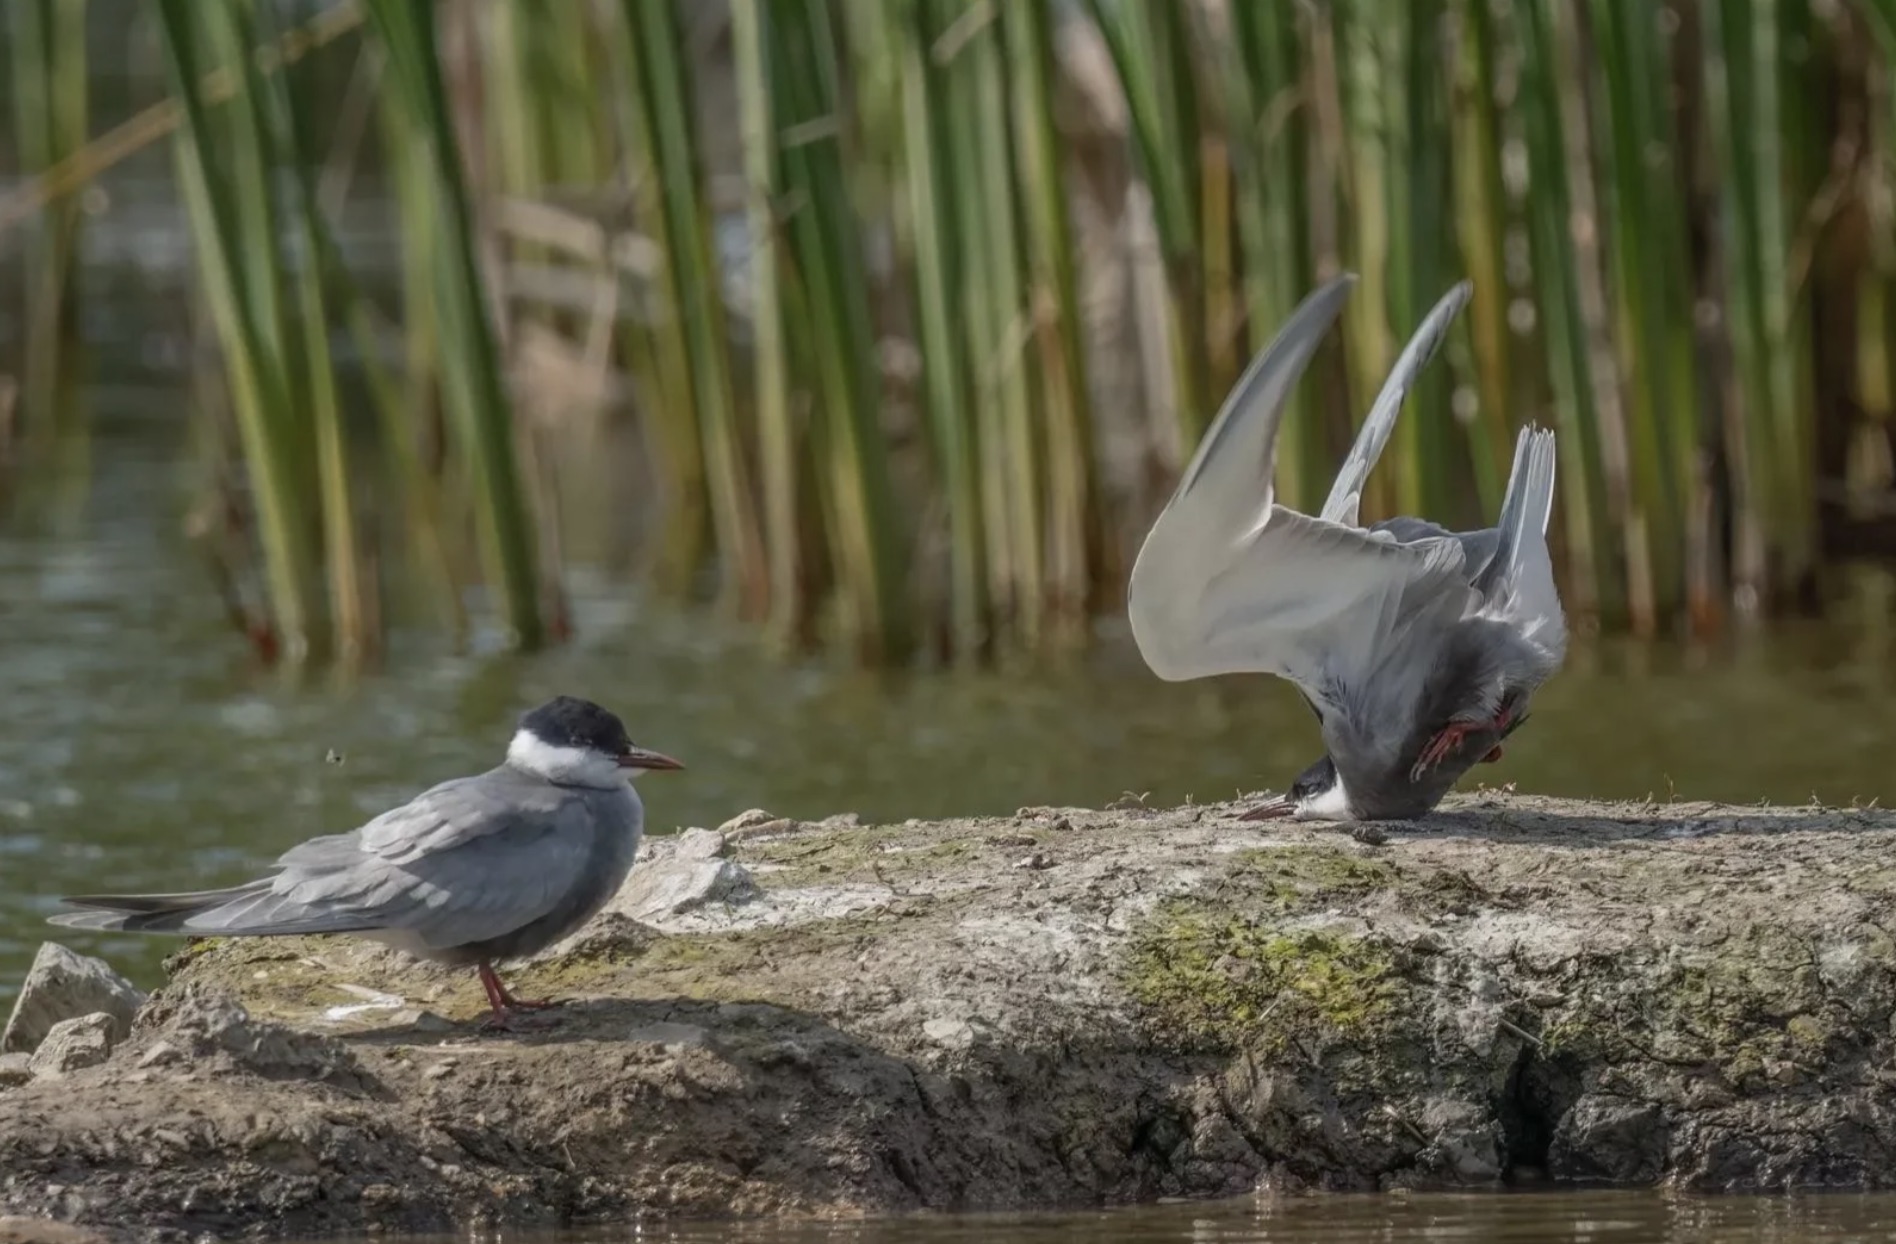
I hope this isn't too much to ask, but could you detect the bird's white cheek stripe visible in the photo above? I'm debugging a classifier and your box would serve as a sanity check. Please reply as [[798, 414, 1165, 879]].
[[1301, 779, 1355, 821], [505, 730, 621, 785]]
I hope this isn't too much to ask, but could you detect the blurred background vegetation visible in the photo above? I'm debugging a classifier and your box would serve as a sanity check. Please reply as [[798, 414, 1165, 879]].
[[5, 0, 1896, 671]]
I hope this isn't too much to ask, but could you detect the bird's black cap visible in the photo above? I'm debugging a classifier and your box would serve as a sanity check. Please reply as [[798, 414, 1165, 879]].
[[1289, 755, 1338, 801], [518, 696, 633, 755]]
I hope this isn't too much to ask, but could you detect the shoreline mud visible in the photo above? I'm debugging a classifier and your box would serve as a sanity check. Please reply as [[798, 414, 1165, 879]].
[[3, 792, 1894, 1240]]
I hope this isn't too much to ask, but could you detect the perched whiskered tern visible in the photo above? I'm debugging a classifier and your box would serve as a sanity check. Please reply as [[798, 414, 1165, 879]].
[[1128, 273, 1567, 822], [50, 696, 682, 1029]]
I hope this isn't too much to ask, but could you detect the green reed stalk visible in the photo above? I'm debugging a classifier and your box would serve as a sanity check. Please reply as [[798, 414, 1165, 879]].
[[731, 0, 807, 650], [1701, 0, 1798, 607], [276, 15, 372, 663], [1589, 0, 1694, 621], [1451, 0, 1513, 514], [1390, 0, 1457, 523], [961, 6, 1044, 647], [367, 0, 544, 648], [1005, 0, 1100, 630], [597, 5, 708, 594], [6, 0, 87, 446], [1222, 0, 1323, 513], [772, 0, 913, 662], [1334, 1, 1397, 512], [1082, 0, 1208, 451], [619, 0, 769, 620], [1515, 0, 1613, 624], [900, 0, 987, 658], [159, 0, 318, 660]]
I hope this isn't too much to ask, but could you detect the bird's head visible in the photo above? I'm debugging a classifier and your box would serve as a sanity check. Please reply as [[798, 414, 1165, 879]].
[[1237, 755, 1356, 822], [507, 695, 684, 789]]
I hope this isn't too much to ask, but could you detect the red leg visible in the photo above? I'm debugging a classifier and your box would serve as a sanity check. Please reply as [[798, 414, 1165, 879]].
[[476, 962, 561, 1032], [1410, 721, 1478, 781]]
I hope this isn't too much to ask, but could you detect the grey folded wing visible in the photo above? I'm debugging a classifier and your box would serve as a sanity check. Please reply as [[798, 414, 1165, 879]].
[[176, 774, 602, 950]]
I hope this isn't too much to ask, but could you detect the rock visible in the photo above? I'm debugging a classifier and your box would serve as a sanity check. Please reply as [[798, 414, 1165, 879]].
[[1, 793, 1895, 1238], [2, 943, 146, 1054], [675, 828, 728, 860], [1550, 1095, 1670, 1183], [0, 1054, 31, 1088], [610, 856, 757, 923], [133, 984, 374, 1093], [718, 808, 780, 834], [26, 1014, 117, 1078]]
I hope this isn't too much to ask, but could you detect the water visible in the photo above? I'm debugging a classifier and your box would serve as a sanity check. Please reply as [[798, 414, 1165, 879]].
[[330, 1191, 1896, 1242]]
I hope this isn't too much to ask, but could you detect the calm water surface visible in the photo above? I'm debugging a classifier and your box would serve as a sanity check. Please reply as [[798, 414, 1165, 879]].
[[319, 1191, 1896, 1242]]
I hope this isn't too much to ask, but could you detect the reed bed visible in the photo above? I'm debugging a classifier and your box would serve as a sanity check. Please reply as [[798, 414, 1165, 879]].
[[5, 0, 1896, 664], [4, 0, 88, 462]]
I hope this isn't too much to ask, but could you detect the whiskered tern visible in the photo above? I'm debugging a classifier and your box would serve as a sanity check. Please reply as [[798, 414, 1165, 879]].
[[49, 696, 682, 1029], [1128, 273, 1567, 822]]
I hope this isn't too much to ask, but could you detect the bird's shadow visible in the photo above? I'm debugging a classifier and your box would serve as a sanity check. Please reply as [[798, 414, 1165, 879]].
[[1319, 796, 1896, 848], [336, 993, 845, 1053]]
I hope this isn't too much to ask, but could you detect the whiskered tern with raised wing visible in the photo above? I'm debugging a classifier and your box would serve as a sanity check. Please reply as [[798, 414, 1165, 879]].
[[1128, 273, 1567, 822]]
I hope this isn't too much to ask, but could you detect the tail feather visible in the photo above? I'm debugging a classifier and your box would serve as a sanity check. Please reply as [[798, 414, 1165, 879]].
[[1474, 425, 1558, 598], [48, 879, 376, 938]]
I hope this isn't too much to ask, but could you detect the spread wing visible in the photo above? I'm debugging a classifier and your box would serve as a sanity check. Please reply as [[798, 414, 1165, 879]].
[[1319, 281, 1471, 526], [1128, 274, 1477, 702]]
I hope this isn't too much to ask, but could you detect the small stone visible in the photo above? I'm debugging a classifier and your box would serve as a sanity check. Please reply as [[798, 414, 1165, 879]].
[[675, 828, 728, 860], [135, 1041, 179, 1069], [821, 812, 862, 828], [389, 1009, 456, 1034], [0, 1053, 31, 1088], [27, 1013, 118, 1078], [2, 942, 146, 1054], [1351, 824, 1390, 847], [718, 808, 780, 834], [611, 857, 758, 922], [423, 1061, 456, 1081], [1013, 852, 1054, 871]]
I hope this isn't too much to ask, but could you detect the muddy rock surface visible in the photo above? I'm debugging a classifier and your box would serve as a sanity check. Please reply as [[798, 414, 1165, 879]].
[[3, 792, 1894, 1240]]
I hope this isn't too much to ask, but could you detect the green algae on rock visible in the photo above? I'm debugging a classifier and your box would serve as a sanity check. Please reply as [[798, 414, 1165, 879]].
[[3, 793, 1896, 1240]]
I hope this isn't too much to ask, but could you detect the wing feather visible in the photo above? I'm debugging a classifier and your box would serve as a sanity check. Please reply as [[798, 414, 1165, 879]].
[[1128, 274, 1476, 699], [1319, 281, 1471, 527]]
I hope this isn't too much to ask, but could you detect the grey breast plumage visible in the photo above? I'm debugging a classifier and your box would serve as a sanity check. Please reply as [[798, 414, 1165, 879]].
[[50, 765, 645, 965]]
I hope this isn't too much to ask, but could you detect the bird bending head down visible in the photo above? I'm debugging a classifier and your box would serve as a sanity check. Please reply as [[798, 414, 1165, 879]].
[[1127, 274, 1567, 823], [50, 695, 684, 1030]]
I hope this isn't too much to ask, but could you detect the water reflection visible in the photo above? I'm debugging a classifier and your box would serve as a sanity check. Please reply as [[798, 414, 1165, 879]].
[[325, 1190, 1896, 1243]]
